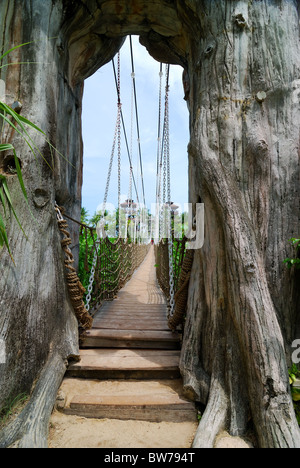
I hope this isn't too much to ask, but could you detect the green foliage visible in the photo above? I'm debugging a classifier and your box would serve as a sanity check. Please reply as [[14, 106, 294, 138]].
[[172, 238, 187, 291], [289, 365, 300, 426], [0, 393, 29, 428], [78, 208, 97, 295], [0, 146, 28, 262], [0, 43, 64, 260], [78, 208, 120, 303], [284, 238, 300, 270]]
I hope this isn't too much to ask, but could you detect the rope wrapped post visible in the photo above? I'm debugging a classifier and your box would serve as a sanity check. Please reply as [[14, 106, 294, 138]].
[[55, 204, 93, 330], [168, 249, 194, 331]]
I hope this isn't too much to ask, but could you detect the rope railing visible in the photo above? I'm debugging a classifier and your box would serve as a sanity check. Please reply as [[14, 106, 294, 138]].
[[154, 237, 194, 331], [80, 224, 150, 315], [56, 205, 150, 326]]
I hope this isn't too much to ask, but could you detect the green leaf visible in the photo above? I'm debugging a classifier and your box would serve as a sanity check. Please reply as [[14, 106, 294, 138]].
[[0, 186, 7, 217], [0, 143, 15, 152], [0, 110, 47, 167], [0, 42, 33, 64], [0, 213, 14, 263], [290, 374, 297, 383], [292, 391, 300, 402], [0, 101, 45, 136], [12, 149, 28, 202], [17, 113, 46, 135], [1, 176, 26, 236], [0, 42, 66, 260]]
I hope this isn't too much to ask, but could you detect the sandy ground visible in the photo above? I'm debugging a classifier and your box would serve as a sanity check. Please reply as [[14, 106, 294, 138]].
[[48, 414, 253, 449], [48, 378, 253, 449], [48, 378, 198, 449], [49, 413, 198, 449]]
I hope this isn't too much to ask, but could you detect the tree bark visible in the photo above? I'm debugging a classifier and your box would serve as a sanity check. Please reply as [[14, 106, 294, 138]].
[[0, 0, 299, 448], [181, 0, 300, 447]]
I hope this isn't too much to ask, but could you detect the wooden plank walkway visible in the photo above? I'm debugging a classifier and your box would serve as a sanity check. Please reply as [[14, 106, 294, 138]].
[[80, 245, 181, 350], [62, 247, 196, 424]]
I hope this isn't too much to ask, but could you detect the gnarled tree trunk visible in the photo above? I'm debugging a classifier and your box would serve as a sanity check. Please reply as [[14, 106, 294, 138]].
[[0, 0, 299, 448]]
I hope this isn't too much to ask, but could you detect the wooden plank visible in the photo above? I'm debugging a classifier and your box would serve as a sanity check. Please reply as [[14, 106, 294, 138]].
[[95, 313, 167, 321], [77, 354, 180, 365], [66, 367, 181, 380], [79, 349, 180, 357], [65, 393, 196, 423], [82, 329, 180, 342], [80, 329, 181, 349], [96, 315, 167, 321], [95, 312, 166, 316], [95, 308, 167, 316], [67, 349, 181, 379], [97, 308, 167, 314], [92, 322, 170, 331], [96, 313, 167, 319], [99, 304, 166, 308], [81, 338, 179, 350], [94, 323, 168, 329], [99, 306, 165, 309], [70, 393, 192, 406], [93, 319, 169, 331]]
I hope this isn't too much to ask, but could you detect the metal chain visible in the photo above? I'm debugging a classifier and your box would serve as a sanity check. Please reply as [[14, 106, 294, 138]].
[[161, 66, 169, 240], [86, 52, 122, 312], [117, 52, 122, 236], [128, 70, 135, 205], [85, 247, 98, 312], [162, 65, 175, 318], [155, 65, 164, 242], [55, 201, 94, 313], [102, 111, 120, 217], [156, 64, 164, 206]]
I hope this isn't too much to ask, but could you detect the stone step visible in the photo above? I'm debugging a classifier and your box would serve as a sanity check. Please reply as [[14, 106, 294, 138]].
[[81, 328, 181, 349], [66, 349, 181, 380]]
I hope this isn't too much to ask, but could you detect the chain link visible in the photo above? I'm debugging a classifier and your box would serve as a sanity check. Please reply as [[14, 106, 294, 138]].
[[86, 52, 122, 312], [117, 52, 122, 230], [85, 247, 98, 312], [155, 65, 164, 242], [162, 65, 175, 318]]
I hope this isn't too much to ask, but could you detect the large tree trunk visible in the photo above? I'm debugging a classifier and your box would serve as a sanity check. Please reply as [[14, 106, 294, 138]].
[[0, 0, 82, 448], [180, 0, 300, 447], [0, 0, 299, 448]]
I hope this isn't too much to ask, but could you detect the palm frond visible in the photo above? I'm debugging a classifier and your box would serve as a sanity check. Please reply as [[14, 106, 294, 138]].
[[0, 42, 67, 261], [0, 42, 33, 64]]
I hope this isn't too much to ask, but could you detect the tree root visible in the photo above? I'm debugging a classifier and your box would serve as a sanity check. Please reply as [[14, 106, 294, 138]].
[[0, 353, 67, 448], [192, 376, 229, 448]]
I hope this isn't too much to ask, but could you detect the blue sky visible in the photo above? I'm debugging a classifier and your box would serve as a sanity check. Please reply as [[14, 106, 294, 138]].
[[81, 36, 190, 218]]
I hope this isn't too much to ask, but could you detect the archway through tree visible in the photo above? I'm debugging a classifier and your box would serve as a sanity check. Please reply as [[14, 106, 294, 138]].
[[78, 35, 190, 317], [0, 0, 299, 449]]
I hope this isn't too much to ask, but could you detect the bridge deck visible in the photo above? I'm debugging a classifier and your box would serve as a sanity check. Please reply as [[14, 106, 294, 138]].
[[63, 247, 197, 426], [81, 246, 181, 350]]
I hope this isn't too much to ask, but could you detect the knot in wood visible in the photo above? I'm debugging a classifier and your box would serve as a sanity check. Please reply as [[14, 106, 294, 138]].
[[204, 42, 216, 57], [33, 189, 50, 209], [246, 263, 256, 274], [234, 13, 247, 29], [256, 91, 267, 103]]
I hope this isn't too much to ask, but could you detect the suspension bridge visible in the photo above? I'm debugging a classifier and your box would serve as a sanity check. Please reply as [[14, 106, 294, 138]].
[[54, 38, 197, 428]]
